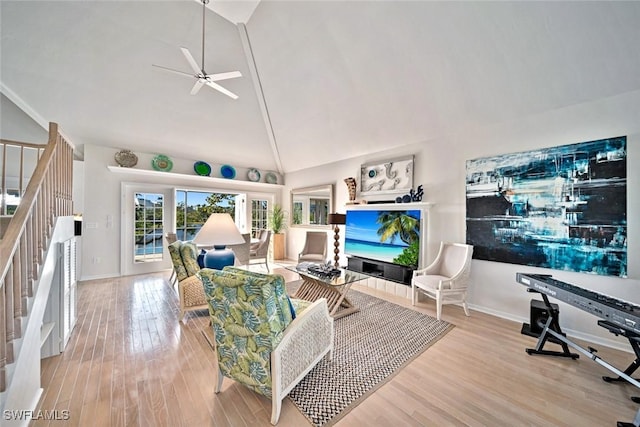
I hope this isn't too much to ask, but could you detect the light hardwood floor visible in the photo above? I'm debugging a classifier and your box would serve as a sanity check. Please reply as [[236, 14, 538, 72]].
[[34, 266, 639, 426]]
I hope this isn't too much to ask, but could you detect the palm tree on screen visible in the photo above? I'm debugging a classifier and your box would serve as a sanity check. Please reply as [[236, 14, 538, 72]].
[[375, 211, 419, 245]]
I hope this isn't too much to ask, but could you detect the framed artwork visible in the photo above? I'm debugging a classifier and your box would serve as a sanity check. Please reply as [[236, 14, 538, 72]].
[[359, 155, 414, 197], [466, 136, 627, 277]]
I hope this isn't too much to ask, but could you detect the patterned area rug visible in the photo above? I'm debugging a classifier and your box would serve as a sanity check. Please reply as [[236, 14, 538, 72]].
[[286, 281, 453, 427], [200, 281, 453, 427]]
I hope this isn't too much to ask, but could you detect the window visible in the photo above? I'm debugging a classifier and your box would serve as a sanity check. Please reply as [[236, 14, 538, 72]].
[[251, 199, 268, 237], [309, 198, 329, 225], [175, 190, 236, 241], [3, 189, 21, 215], [134, 192, 164, 263], [292, 201, 303, 225]]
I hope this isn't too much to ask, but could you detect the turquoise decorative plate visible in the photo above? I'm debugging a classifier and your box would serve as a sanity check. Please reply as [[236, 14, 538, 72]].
[[152, 154, 173, 172], [265, 172, 278, 184], [247, 168, 261, 182], [194, 161, 211, 176], [220, 164, 236, 179]]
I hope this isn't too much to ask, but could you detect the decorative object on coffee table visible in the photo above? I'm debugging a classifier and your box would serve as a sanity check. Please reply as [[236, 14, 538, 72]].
[[328, 213, 346, 268], [307, 262, 341, 279], [220, 164, 236, 179], [193, 161, 212, 176], [114, 149, 138, 168], [152, 154, 173, 172]]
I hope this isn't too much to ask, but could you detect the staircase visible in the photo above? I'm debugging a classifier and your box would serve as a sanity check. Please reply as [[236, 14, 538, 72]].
[[0, 123, 74, 422]]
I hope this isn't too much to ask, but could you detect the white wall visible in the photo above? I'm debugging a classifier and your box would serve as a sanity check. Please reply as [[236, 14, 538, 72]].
[[80, 144, 284, 280], [284, 89, 640, 351], [0, 93, 48, 144]]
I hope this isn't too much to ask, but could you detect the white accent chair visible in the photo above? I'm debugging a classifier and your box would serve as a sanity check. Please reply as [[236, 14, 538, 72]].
[[411, 242, 474, 320]]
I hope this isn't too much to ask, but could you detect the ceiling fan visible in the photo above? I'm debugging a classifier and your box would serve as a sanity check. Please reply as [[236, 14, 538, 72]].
[[152, 0, 242, 99]]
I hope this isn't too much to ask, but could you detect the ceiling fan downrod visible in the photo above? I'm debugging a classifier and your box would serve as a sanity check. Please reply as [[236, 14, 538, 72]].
[[201, 0, 209, 75]]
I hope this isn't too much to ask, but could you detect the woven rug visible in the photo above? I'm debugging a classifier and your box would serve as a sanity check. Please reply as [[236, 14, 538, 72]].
[[201, 281, 453, 426], [286, 282, 452, 426]]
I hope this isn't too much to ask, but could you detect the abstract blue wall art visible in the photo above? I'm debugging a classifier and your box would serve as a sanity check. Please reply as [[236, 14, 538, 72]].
[[465, 136, 627, 277]]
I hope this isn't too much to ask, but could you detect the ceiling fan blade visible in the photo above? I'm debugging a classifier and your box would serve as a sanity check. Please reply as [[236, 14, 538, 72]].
[[190, 79, 205, 95], [205, 80, 239, 100], [205, 71, 242, 82], [152, 64, 195, 78], [180, 47, 202, 75]]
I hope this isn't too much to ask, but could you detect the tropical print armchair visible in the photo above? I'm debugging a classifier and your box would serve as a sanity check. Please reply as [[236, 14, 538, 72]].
[[168, 240, 208, 321], [199, 267, 334, 424]]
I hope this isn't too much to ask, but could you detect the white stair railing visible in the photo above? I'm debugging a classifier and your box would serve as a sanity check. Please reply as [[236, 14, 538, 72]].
[[0, 123, 73, 392]]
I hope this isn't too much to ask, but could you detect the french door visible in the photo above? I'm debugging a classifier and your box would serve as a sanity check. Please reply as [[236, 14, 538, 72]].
[[121, 184, 276, 276], [121, 184, 174, 276]]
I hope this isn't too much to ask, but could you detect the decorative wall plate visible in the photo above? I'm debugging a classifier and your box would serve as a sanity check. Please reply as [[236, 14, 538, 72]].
[[194, 161, 212, 176], [152, 154, 173, 172], [265, 172, 278, 184], [220, 164, 236, 179], [247, 168, 261, 182], [114, 149, 138, 168]]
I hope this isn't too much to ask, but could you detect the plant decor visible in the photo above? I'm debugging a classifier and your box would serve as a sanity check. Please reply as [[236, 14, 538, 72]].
[[269, 204, 288, 234]]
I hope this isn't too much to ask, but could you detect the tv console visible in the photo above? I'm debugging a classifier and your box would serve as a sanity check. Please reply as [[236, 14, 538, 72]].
[[347, 256, 414, 286]]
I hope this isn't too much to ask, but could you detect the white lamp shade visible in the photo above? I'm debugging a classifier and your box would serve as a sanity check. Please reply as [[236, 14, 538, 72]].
[[192, 213, 245, 247]]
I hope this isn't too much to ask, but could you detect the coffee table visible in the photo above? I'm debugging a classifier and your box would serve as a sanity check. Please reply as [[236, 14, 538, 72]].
[[287, 264, 368, 319]]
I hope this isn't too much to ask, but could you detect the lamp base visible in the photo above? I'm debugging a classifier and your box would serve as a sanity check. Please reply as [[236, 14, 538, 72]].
[[333, 225, 341, 268], [203, 245, 236, 270]]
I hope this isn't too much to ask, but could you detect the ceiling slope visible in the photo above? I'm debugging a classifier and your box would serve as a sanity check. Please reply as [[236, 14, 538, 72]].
[[2, 2, 640, 174], [246, 1, 640, 172], [0, 0, 276, 171]]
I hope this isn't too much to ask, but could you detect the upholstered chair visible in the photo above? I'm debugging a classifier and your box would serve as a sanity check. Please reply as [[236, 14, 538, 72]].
[[168, 240, 208, 322], [227, 233, 251, 266], [199, 267, 334, 425], [166, 232, 179, 284], [249, 230, 271, 270], [411, 242, 474, 320], [251, 229, 269, 251], [298, 231, 328, 263]]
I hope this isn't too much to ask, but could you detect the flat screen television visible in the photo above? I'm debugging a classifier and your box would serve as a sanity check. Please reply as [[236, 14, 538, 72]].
[[344, 209, 421, 268]]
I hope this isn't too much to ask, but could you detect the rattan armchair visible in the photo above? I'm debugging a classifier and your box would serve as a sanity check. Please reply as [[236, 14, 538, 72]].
[[199, 267, 334, 425], [168, 240, 208, 322]]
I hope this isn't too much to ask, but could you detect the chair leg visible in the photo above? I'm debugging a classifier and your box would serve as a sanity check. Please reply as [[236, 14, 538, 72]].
[[271, 396, 282, 425], [215, 367, 224, 393], [462, 292, 470, 316], [436, 291, 443, 320], [411, 283, 416, 305]]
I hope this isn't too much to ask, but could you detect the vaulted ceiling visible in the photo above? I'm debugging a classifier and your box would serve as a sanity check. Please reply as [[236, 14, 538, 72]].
[[2, 1, 640, 174]]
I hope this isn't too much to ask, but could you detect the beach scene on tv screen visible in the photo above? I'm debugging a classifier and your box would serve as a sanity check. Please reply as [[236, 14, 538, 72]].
[[345, 209, 421, 266]]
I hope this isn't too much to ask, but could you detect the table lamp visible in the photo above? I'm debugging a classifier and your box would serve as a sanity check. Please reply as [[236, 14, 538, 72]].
[[193, 213, 245, 269], [328, 213, 346, 268]]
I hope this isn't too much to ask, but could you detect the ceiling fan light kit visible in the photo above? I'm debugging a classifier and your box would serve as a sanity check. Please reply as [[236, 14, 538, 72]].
[[152, 0, 241, 99]]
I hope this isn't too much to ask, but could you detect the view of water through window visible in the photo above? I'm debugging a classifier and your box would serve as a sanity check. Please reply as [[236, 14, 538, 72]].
[[134, 190, 237, 261]]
